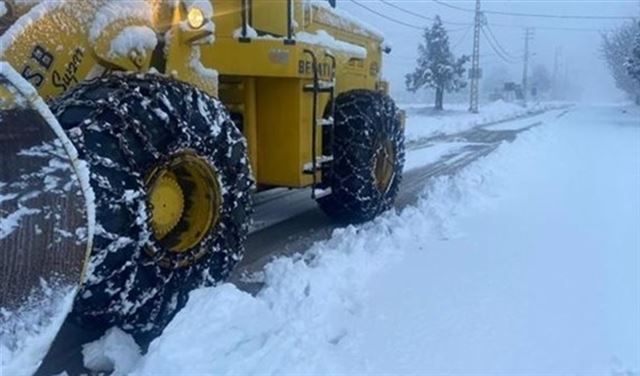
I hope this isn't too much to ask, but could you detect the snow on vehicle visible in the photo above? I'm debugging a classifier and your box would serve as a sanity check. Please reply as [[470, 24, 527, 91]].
[[0, 0, 404, 361]]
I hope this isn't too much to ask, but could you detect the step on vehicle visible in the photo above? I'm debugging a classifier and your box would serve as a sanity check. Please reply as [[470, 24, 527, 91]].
[[0, 0, 404, 367]]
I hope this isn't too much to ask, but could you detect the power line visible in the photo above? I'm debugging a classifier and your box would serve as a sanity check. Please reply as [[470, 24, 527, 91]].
[[483, 23, 519, 60], [485, 9, 633, 20], [451, 24, 473, 49], [489, 23, 610, 33], [350, 0, 423, 30], [432, 0, 474, 13], [481, 26, 519, 64], [431, 0, 634, 20], [378, 0, 471, 26], [352, 0, 470, 33]]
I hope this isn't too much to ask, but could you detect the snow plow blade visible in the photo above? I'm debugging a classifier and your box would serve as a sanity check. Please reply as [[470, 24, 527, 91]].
[[0, 63, 93, 374]]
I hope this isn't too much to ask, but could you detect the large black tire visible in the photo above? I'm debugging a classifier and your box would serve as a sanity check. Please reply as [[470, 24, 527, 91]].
[[50, 73, 253, 336], [318, 90, 404, 222]]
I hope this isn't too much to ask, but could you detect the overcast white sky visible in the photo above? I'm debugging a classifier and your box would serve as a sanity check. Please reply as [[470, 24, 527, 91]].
[[337, 0, 640, 102]]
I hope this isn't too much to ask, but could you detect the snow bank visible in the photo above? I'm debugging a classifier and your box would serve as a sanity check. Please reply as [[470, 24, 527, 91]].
[[402, 100, 569, 143], [82, 328, 141, 376], [129, 139, 498, 375], [129, 104, 638, 374]]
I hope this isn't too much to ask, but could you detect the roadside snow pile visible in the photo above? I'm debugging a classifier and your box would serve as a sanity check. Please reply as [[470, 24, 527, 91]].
[[126, 105, 638, 374], [402, 100, 568, 143]]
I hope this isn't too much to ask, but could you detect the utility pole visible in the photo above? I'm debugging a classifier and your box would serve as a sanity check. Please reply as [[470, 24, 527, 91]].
[[521, 27, 534, 106], [552, 46, 561, 100], [564, 56, 569, 98], [468, 0, 482, 113]]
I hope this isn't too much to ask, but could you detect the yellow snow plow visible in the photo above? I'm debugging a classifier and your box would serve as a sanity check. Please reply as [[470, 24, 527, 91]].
[[0, 0, 404, 365]]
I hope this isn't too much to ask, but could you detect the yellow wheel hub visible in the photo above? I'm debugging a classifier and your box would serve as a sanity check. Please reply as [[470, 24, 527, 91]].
[[145, 151, 221, 264], [374, 139, 395, 193], [149, 174, 184, 238]]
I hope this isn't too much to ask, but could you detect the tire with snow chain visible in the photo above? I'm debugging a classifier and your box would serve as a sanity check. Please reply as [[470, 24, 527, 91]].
[[317, 90, 404, 222], [50, 73, 253, 336]]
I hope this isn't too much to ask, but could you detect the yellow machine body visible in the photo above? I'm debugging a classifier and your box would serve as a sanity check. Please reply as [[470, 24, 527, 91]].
[[0, 0, 389, 189]]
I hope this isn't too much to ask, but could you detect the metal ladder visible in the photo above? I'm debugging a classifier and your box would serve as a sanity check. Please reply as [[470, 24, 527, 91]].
[[302, 49, 336, 199]]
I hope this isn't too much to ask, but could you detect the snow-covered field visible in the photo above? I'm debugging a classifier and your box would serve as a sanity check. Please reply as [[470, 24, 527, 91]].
[[402, 100, 569, 143], [127, 104, 640, 374]]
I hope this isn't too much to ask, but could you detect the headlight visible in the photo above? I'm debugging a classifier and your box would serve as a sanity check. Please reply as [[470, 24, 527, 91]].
[[187, 7, 205, 29]]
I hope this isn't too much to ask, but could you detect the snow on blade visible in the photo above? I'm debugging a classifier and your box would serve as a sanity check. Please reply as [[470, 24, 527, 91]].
[[0, 282, 76, 376], [0, 206, 40, 239]]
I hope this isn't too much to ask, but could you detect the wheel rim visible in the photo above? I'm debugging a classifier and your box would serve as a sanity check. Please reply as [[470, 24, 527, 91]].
[[373, 139, 395, 193], [145, 151, 221, 263]]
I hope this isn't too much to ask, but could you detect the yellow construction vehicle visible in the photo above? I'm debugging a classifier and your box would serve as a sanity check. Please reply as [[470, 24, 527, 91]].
[[0, 0, 404, 348]]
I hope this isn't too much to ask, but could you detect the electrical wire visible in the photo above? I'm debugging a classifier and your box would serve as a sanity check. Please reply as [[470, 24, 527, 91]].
[[483, 23, 519, 60], [431, 0, 634, 20], [481, 27, 519, 64], [489, 23, 609, 33], [484, 9, 634, 20], [378, 0, 471, 26], [351, 0, 470, 33], [451, 24, 473, 49], [431, 0, 474, 13], [350, 0, 423, 30]]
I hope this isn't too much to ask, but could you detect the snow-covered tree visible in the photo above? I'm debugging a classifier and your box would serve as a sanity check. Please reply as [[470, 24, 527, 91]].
[[626, 22, 640, 84], [406, 16, 469, 110], [601, 21, 640, 104]]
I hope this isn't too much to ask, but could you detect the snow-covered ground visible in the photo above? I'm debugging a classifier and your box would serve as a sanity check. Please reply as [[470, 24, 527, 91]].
[[125, 104, 639, 374], [402, 100, 569, 143], [3, 104, 638, 375]]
